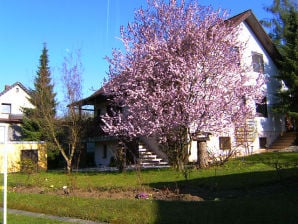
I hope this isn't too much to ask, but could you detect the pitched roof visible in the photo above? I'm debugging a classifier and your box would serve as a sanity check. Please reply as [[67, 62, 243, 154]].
[[227, 10, 281, 63], [0, 82, 30, 98], [72, 87, 107, 106]]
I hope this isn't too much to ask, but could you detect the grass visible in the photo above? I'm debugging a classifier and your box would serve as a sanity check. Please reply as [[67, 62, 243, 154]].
[[5, 193, 158, 224], [4, 188, 298, 224], [0, 152, 297, 224]]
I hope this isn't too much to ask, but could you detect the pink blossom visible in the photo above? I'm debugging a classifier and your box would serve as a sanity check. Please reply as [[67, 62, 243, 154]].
[[102, 0, 265, 141]]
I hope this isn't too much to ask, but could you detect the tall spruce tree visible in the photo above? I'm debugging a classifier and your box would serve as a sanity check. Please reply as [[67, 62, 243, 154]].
[[22, 43, 57, 143], [262, 1, 298, 123]]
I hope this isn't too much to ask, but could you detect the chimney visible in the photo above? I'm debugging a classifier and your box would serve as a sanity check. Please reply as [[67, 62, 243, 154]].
[[4, 85, 10, 90]]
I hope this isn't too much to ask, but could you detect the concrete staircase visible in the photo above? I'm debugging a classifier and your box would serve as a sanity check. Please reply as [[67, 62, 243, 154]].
[[269, 132, 297, 150], [138, 139, 169, 167]]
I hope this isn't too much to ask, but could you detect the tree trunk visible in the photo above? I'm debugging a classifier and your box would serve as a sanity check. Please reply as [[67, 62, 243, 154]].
[[117, 141, 127, 173], [66, 159, 72, 173], [119, 147, 127, 173], [197, 141, 208, 168], [177, 154, 185, 171]]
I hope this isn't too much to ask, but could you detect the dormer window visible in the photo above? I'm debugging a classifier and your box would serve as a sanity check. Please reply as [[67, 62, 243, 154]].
[[1, 103, 11, 114], [252, 52, 264, 73]]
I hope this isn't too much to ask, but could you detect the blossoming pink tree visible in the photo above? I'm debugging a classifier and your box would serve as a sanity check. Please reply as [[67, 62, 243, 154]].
[[103, 0, 265, 170]]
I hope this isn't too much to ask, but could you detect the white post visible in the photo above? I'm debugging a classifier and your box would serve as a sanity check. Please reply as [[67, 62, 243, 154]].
[[0, 126, 7, 224], [3, 147, 7, 224]]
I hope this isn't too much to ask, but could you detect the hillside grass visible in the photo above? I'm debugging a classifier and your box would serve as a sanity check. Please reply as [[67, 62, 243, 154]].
[[0, 152, 297, 224]]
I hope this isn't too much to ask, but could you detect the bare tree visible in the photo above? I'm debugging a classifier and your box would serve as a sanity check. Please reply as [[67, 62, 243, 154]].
[[59, 49, 84, 173]]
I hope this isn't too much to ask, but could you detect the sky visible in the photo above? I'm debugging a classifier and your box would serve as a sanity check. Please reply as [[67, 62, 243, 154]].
[[0, 0, 274, 103]]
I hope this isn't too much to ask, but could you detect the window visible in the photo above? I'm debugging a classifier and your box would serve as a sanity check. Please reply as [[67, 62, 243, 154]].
[[103, 145, 107, 159], [106, 105, 114, 117], [231, 46, 240, 66], [256, 97, 268, 117], [252, 52, 264, 73], [219, 137, 231, 150], [8, 124, 22, 141], [259, 137, 267, 148], [1, 103, 11, 114], [107, 105, 122, 117], [96, 109, 101, 117], [0, 126, 5, 143]]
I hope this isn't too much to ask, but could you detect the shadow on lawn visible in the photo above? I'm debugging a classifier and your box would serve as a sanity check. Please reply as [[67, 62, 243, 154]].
[[149, 168, 298, 224], [152, 167, 298, 200]]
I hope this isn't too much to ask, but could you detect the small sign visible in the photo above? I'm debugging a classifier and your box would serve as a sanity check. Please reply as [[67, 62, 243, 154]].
[[192, 132, 211, 141]]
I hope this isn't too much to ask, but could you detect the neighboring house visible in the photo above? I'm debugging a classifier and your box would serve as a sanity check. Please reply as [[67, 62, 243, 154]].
[[0, 82, 47, 172], [77, 10, 285, 167]]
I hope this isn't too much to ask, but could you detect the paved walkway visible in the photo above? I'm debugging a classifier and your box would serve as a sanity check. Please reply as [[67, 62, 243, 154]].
[[4, 208, 107, 224], [251, 145, 298, 154]]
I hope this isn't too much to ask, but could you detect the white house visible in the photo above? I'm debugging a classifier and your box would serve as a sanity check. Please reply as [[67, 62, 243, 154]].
[[76, 10, 285, 167], [0, 82, 47, 172], [0, 82, 33, 141], [188, 10, 285, 162]]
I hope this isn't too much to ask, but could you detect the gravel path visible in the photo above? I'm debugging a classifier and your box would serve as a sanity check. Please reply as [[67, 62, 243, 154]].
[[3, 208, 107, 224]]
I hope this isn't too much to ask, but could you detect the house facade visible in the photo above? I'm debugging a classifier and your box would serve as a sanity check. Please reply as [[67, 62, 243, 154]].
[[0, 82, 47, 172], [78, 10, 285, 167], [189, 10, 285, 162]]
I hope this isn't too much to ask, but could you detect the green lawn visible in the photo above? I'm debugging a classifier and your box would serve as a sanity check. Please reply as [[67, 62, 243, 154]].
[[0, 152, 297, 224]]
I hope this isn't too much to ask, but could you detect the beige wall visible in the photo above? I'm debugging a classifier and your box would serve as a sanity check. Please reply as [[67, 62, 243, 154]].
[[0, 142, 47, 173]]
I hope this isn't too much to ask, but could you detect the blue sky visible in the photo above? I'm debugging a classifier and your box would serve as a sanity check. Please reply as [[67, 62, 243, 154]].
[[0, 0, 273, 102]]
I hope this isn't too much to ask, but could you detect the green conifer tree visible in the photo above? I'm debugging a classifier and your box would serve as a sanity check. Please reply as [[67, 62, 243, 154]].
[[22, 43, 57, 144], [263, 1, 298, 122]]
